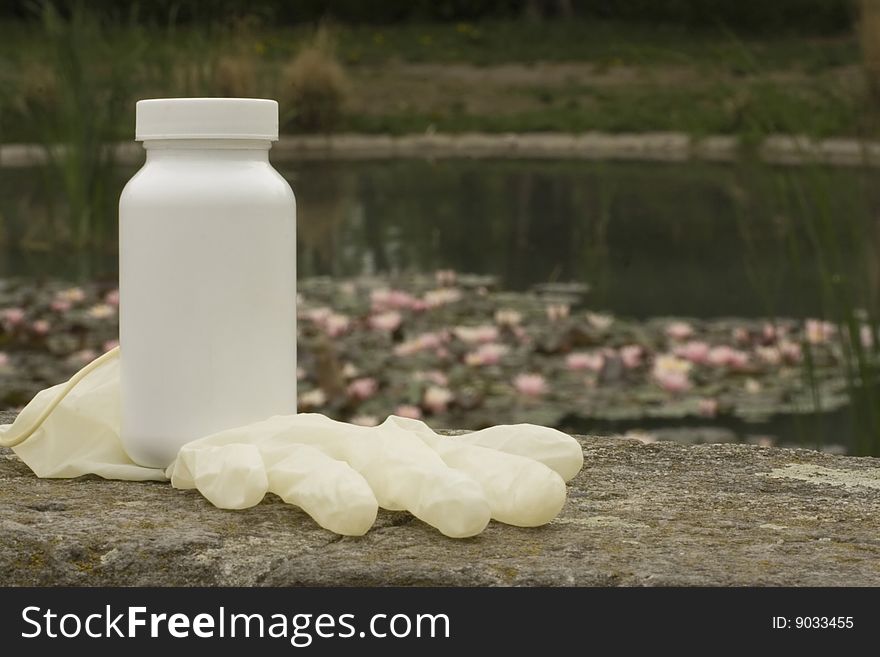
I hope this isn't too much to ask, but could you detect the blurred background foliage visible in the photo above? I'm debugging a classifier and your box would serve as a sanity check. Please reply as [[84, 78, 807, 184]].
[[0, 1, 875, 143], [0, 0, 856, 33]]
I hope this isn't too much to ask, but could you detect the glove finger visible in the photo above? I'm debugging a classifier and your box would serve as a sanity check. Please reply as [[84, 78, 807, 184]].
[[451, 423, 584, 482], [337, 425, 490, 538], [261, 443, 378, 536], [180, 413, 492, 538], [169, 443, 268, 509], [382, 461, 490, 539], [256, 415, 491, 538], [430, 438, 566, 527]]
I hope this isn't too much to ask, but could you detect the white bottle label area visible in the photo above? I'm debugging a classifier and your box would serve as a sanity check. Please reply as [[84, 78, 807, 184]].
[[119, 133, 296, 468]]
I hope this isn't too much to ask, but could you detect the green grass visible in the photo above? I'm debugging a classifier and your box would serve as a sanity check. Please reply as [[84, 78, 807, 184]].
[[0, 15, 870, 142], [344, 81, 862, 138], [217, 19, 860, 72], [0, 17, 860, 70]]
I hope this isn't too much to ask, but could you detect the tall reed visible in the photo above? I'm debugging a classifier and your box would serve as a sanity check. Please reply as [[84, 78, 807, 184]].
[[9, 2, 142, 250], [727, 26, 880, 455]]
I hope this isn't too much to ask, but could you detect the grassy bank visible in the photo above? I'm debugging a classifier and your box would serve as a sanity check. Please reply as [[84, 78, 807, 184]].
[[0, 14, 871, 141]]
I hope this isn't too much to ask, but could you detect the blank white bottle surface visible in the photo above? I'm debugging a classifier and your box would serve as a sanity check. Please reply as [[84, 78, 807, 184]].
[[119, 98, 297, 468]]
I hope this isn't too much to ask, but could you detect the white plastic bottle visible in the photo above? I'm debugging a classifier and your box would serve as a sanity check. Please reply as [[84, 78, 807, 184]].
[[119, 98, 297, 468]]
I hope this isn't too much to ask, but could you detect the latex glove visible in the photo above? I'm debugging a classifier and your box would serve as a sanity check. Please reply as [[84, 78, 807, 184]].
[[1, 349, 583, 538]]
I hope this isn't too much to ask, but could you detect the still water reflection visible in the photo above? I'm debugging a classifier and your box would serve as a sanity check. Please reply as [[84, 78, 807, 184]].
[[4, 158, 870, 320]]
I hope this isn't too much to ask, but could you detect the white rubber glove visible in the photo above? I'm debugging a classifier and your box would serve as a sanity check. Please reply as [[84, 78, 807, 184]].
[[0, 349, 583, 538]]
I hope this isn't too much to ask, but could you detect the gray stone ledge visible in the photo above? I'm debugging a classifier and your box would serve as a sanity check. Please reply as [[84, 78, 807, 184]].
[[5, 133, 880, 168], [1, 410, 879, 586]]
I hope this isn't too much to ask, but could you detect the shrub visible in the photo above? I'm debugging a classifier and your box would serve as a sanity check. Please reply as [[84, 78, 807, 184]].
[[14, 62, 59, 114], [280, 28, 349, 132], [213, 54, 257, 97]]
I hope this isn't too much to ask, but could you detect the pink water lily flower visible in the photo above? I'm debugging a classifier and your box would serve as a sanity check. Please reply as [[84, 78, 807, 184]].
[[698, 398, 719, 418], [732, 327, 750, 345], [512, 326, 531, 344], [371, 288, 418, 312], [763, 323, 783, 342], [860, 325, 874, 349], [453, 324, 499, 344], [87, 304, 115, 319], [673, 340, 710, 364], [778, 340, 803, 363], [652, 354, 692, 393], [655, 371, 691, 393], [413, 370, 449, 387], [435, 269, 457, 286], [424, 386, 454, 413], [323, 313, 350, 337], [369, 311, 402, 332], [423, 288, 462, 308], [494, 308, 523, 326], [513, 373, 548, 397], [586, 312, 614, 331], [50, 298, 72, 313], [0, 352, 10, 369], [2, 307, 25, 327], [395, 404, 422, 420], [57, 287, 86, 303], [300, 389, 327, 409], [347, 377, 378, 400], [619, 344, 643, 368], [428, 371, 449, 387], [566, 351, 604, 372], [653, 353, 692, 376], [805, 319, 835, 344], [68, 349, 97, 365], [351, 415, 379, 427], [30, 319, 51, 336], [546, 304, 570, 322], [105, 289, 120, 306], [665, 321, 694, 341], [707, 345, 749, 369], [395, 331, 446, 356], [756, 346, 782, 366], [465, 342, 509, 366], [305, 306, 333, 323]]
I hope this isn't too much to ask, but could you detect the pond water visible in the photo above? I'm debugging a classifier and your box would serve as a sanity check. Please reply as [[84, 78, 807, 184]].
[[2, 156, 877, 452], [289, 158, 878, 321], [3, 157, 874, 318]]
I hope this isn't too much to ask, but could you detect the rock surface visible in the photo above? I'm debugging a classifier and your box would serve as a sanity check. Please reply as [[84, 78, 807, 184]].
[[2, 409, 879, 586]]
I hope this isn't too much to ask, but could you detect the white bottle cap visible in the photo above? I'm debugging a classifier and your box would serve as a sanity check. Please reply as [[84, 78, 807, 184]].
[[135, 98, 279, 141]]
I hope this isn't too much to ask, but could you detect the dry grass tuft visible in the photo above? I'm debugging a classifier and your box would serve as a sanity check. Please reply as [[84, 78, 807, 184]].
[[280, 27, 349, 131]]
